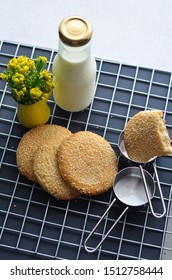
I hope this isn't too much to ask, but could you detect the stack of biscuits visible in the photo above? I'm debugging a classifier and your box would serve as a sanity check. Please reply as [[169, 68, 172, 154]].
[[16, 125, 118, 200]]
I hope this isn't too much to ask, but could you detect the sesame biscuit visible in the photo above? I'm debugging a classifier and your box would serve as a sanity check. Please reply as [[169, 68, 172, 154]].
[[57, 131, 118, 196], [124, 110, 172, 162], [16, 124, 72, 181], [33, 143, 79, 200]]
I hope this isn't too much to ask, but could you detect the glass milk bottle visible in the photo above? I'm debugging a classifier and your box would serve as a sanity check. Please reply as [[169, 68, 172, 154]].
[[53, 16, 96, 112]]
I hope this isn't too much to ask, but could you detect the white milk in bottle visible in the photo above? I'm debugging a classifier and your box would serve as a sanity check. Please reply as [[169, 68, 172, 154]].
[[53, 16, 96, 112]]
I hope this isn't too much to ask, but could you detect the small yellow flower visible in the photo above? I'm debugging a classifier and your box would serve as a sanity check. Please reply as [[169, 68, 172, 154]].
[[0, 73, 8, 81], [36, 56, 47, 64], [28, 60, 35, 70], [17, 56, 28, 65], [13, 89, 25, 102], [39, 69, 52, 80], [22, 86, 27, 93], [7, 58, 18, 69], [30, 87, 42, 98], [19, 65, 29, 75], [12, 73, 25, 84], [40, 70, 47, 78]]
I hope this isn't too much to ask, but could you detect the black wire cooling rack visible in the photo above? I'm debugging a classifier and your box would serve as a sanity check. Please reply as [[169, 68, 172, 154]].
[[0, 40, 172, 260]]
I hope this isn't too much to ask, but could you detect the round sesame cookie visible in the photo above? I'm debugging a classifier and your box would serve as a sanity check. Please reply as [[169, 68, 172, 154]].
[[57, 131, 118, 196], [33, 142, 79, 200], [16, 124, 72, 181]]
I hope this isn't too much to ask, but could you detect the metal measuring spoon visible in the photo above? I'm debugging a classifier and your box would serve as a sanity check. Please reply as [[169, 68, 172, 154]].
[[84, 167, 155, 253]]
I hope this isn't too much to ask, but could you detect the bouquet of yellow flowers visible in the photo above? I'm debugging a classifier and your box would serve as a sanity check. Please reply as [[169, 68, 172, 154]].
[[0, 56, 54, 105]]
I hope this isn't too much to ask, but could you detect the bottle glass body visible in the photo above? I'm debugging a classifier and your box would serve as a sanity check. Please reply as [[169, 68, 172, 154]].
[[53, 40, 96, 112]]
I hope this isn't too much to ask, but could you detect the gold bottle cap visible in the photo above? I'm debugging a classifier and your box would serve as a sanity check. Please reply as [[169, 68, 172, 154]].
[[59, 16, 93, 47]]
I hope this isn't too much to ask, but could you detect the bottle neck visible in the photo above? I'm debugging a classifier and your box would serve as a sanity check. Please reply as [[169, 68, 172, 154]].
[[58, 40, 91, 62]]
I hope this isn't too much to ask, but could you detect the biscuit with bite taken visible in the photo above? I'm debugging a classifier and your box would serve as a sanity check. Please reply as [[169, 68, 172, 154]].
[[124, 110, 172, 162]]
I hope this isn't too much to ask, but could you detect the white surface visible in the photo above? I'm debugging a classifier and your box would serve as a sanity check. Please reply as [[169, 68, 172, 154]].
[[1, 0, 172, 72]]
